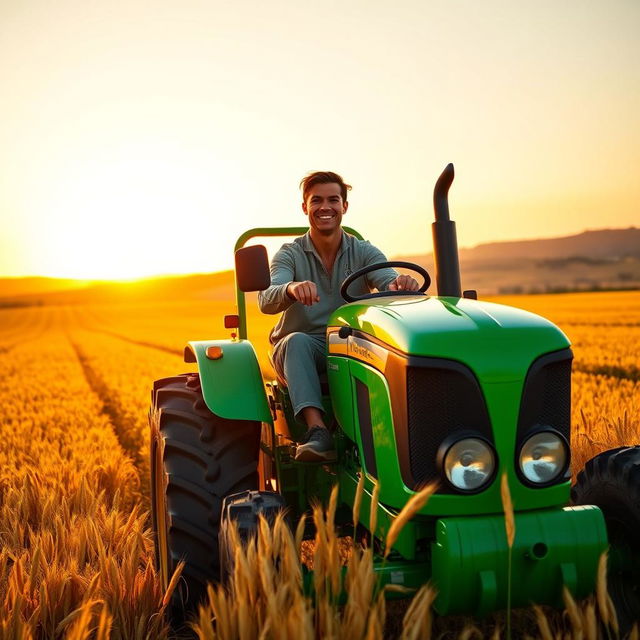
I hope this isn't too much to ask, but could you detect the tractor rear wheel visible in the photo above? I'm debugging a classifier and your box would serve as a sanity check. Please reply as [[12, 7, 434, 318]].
[[571, 446, 640, 633], [149, 373, 260, 624]]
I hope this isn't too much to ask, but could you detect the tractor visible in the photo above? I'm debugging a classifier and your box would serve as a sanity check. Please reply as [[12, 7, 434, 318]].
[[149, 164, 640, 629]]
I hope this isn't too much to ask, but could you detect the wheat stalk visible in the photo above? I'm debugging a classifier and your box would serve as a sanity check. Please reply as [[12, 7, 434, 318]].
[[399, 583, 436, 640], [459, 625, 482, 640], [500, 472, 516, 639], [384, 482, 437, 558], [562, 586, 583, 640], [583, 600, 598, 640], [352, 472, 366, 536], [596, 551, 612, 631], [534, 604, 554, 640], [500, 473, 515, 548], [295, 513, 306, 554], [369, 483, 381, 544]]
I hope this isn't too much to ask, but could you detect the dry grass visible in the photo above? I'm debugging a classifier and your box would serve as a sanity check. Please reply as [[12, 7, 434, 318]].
[[0, 292, 638, 637], [191, 484, 632, 640], [384, 483, 438, 559], [0, 320, 178, 638], [191, 484, 432, 640]]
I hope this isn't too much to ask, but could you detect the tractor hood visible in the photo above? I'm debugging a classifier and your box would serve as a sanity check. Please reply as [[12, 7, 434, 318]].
[[328, 295, 570, 383]]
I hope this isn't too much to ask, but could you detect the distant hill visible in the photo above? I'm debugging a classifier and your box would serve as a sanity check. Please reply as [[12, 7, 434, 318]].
[[458, 228, 640, 261], [398, 228, 640, 263], [0, 271, 235, 307], [0, 276, 91, 298], [395, 227, 640, 295], [1, 227, 638, 305]]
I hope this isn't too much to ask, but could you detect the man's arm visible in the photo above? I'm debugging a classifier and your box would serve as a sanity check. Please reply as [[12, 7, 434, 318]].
[[257, 248, 297, 314], [286, 281, 320, 306]]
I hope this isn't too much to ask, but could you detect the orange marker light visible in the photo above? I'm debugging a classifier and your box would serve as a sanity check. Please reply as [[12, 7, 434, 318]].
[[205, 346, 223, 360]]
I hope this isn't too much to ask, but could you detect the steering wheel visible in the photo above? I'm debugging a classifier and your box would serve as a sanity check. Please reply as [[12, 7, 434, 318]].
[[340, 261, 431, 302]]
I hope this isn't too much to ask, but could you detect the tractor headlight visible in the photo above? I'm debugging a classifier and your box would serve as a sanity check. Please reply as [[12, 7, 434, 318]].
[[443, 438, 496, 491], [519, 431, 568, 484]]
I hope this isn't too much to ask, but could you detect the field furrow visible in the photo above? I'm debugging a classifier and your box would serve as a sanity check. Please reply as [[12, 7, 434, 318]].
[[575, 363, 640, 381], [0, 319, 171, 638], [66, 322, 186, 506], [81, 326, 182, 356], [0, 305, 53, 353], [78, 298, 276, 367], [567, 325, 640, 381], [0, 306, 29, 339], [0, 325, 136, 503], [561, 321, 640, 327], [68, 338, 147, 474]]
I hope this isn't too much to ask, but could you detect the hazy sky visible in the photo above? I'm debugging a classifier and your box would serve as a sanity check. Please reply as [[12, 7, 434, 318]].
[[1, 0, 639, 279]]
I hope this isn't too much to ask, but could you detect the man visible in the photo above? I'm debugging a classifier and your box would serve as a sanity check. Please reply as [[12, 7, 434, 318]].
[[258, 171, 419, 461]]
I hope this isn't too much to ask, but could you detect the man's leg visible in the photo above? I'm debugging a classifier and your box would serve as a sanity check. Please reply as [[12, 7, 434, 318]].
[[271, 332, 335, 461], [301, 406, 326, 429]]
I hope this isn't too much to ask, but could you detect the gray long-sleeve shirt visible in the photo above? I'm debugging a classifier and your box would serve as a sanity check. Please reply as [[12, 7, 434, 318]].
[[258, 231, 398, 344]]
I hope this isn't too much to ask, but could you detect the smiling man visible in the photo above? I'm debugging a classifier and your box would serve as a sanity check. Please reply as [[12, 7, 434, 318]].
[[258, 171, 419, 461]]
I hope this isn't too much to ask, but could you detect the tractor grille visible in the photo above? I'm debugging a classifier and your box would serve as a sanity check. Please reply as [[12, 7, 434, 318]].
[[405, 361, 492, 490], [517, 349, 572, 448]]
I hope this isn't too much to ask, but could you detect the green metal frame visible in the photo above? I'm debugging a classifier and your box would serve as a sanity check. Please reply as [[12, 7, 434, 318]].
[[233, 226, 364, 339]]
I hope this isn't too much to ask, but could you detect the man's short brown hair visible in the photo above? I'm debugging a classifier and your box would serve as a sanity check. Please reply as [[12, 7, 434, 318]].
[[300, 171, 352, 203]]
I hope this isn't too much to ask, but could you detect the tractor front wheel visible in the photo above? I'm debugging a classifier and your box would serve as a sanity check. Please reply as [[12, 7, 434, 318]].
[[149, 373, 260, 623], [572, 446, 640, 632]]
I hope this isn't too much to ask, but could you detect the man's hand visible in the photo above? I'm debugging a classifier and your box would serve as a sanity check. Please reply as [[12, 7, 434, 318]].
[[388, 274, 420, 291], [287, 281, 320, 306]]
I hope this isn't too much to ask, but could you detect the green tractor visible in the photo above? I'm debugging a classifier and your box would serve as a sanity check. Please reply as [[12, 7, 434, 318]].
[[149, 164, 639, 628]]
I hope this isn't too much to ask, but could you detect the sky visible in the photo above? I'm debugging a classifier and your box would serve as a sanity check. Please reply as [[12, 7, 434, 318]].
[[1, 0, 639, 279]]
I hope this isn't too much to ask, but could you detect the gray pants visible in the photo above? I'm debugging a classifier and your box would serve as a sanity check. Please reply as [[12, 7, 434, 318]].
[[271, 332, 326, 418]]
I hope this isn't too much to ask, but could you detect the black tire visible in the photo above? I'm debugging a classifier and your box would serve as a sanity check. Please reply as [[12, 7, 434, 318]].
[[571, 446, 640, 633], [219, 490, 288, 582], [149, 373, 260, 624]]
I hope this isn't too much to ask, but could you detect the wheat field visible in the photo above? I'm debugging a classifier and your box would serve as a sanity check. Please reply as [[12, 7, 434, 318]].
[[0, 290, 638, 638]]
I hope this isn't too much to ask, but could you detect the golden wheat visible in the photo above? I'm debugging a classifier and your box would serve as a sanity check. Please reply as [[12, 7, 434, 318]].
[[65, 320, 185, 500], [0, 310, 175, 638], [0, 291, 638, 637], [384, 483, 437, 559]]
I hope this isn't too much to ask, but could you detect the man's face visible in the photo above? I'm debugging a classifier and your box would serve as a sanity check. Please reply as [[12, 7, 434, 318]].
[[302, 182, 348, 236]]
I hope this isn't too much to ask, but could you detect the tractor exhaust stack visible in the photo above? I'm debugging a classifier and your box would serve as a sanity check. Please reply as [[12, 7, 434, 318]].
[[432, 163, 462, 297]]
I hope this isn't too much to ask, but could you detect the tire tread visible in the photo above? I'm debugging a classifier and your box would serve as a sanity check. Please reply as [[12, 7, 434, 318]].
[[149, 373, 260, 620]]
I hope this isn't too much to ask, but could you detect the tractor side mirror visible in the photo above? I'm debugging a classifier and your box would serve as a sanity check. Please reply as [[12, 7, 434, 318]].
[[235, 244, 271, 292]]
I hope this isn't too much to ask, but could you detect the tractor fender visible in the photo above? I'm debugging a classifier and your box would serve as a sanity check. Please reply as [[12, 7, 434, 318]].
[[184, 339, 272, 423]]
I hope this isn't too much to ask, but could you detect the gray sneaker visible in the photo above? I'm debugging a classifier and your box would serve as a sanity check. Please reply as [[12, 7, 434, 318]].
[[295, 426, 337, 462]]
